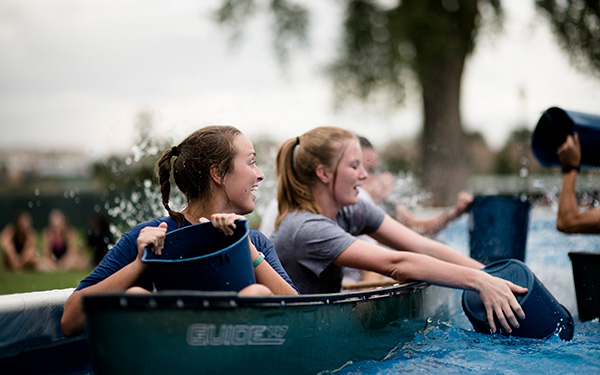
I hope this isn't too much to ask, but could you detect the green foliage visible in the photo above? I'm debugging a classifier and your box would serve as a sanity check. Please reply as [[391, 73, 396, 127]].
[[535, 0, 600, 77], [329, 0, 503, 107], [214, 0, 309, 64]]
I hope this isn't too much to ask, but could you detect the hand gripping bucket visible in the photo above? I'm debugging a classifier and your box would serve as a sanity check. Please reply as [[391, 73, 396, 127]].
[[462, 259, 574, 340], [531, 107, 600, 168], [568, 251, 600, 322], [469, 195, 531, 265], [142, 220, 255, 292]]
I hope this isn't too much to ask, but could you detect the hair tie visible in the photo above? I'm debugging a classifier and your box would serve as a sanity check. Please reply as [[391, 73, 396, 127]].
[[295, 136, 300, 146], [171, 146, 180, 157]]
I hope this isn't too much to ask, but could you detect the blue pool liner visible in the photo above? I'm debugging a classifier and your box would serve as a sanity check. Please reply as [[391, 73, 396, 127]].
[[462, 259, 574, 341], [142, 220, 255, 292]]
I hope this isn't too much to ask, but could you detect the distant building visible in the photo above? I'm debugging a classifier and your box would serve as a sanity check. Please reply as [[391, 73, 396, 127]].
[[0, 149, 92, 186]]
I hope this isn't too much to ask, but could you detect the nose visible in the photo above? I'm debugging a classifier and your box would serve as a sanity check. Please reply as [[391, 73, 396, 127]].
[[358, 164, 368, 181], [256, 165, 264, 182]]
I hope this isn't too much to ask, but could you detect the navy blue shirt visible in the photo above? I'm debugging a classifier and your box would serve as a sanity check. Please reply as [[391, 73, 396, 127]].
[[77, 217, 297, 292]]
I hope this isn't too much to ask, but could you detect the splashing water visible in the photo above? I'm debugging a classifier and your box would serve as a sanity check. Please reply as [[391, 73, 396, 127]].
[[332, 207, 600, 374]]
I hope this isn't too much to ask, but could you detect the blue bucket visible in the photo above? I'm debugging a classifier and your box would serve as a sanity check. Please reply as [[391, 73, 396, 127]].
[[462, 259, 574, 340], [531, 107, 600, 168], [568, 251, 600, 322], [469, 195, 531, 265], [142, 220, 255, 292]]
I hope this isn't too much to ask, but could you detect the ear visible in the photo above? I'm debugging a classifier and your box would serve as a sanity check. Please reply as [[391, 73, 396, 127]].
[[315, 165, 332, 185], [209, 165, 223, 186]]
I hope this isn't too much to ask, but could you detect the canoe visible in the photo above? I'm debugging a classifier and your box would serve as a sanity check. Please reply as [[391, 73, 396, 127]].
[[83, 282, 440, 375]]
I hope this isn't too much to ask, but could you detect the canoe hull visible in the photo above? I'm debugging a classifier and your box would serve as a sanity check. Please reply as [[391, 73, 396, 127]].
[[84, 283, 431, 374]]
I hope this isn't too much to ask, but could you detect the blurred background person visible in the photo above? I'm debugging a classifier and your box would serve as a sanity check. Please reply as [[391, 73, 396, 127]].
[[0, 211, 41, 272], [348, 136, 473, 285], [42, 209, 90, 271], [87, 214, 115, 266]]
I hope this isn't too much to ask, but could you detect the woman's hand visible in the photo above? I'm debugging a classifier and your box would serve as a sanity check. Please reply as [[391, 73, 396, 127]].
[[202, 213, 246, 236], [137, 222, 167, 257], [476, 273, 527, 333]]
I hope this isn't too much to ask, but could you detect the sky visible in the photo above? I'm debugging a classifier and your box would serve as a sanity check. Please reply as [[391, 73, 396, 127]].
[[1, 0, 599, 160]]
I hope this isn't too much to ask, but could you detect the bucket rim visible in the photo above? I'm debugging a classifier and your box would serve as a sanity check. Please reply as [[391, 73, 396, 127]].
[[141, 220, 250, 264]]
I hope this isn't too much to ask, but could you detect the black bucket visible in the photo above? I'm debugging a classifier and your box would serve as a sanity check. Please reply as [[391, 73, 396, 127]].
[[568, 251, 600, 322], [142, 220, 255, 292], [531, 107, 600, 168], [469, 195, 531, 265], [462, 259, 574, 340]]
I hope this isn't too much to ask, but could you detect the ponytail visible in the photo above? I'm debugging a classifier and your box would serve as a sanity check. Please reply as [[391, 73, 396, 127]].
[[157, 146, 186, 227]]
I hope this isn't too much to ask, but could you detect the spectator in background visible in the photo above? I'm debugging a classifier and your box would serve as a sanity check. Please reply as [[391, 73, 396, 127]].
[[556, 133, 600, 234], [350, 136, 473, 285], [0, 211, 41, 272], [87, 214, 115, 266], [42, 209, 90, 271], [358, 136, 473, 237]]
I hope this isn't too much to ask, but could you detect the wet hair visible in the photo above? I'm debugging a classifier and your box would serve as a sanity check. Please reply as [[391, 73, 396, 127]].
[[275, 126, 356, 228], [157, 125, 242, 227]]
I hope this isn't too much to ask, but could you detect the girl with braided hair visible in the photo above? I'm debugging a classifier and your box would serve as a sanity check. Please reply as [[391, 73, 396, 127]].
[[62, 126, 297, 337]]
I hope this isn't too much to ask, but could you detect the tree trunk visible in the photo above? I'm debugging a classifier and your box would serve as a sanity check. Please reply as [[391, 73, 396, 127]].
[[419, 54, 468, 206]]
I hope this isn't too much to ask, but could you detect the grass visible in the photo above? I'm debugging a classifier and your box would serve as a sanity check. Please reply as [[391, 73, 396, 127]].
[[0, 268, 92, 295]]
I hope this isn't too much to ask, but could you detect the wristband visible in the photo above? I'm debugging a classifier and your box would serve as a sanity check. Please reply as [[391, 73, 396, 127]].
[[561, 164, 580, 173], [253, 252, 265, 268]]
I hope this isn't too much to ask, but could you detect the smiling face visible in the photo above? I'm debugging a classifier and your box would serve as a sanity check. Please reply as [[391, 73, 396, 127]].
[[221, 134, 264, 215], [331, 138, 368, 208]]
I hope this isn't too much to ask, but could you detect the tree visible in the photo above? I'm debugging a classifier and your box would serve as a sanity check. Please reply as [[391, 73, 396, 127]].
[[215, 0, 600, 204], [535, 0, 600, 78]]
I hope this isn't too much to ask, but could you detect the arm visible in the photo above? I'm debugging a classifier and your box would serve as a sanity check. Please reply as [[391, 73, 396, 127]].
[[556, 133, 600, 234], [61, 222, 167, 337], [370, 215, 484, 269], [334, 239, 526, 333], [250, 240, 297, 295], [395, 192, 473, 236]]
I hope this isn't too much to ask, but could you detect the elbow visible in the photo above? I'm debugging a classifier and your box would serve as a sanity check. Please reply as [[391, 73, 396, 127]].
[[61, 314, 82, 338], [556, 216, 577, 234], [61, 294, 84, 337]]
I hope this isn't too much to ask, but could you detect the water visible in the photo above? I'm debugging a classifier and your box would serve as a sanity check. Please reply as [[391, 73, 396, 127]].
[[333, 206, 600, 375]]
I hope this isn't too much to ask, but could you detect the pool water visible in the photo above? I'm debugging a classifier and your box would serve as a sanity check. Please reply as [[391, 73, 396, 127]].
[[333, 206, 600, 374]]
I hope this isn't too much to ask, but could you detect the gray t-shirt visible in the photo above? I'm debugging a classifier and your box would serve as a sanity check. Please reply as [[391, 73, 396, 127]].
[[271, 199, 386, 294]]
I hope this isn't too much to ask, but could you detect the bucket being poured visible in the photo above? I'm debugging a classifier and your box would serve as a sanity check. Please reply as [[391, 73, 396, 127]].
[[462, 259, 574, 341], [469, 195, 531, 265], [568, 251, 600, 322], [142, 220, 255, 292], [531, 107, 600, 168]]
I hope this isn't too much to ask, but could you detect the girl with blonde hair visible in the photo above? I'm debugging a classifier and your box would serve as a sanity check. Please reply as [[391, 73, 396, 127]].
[[271, 126, 526, 334]]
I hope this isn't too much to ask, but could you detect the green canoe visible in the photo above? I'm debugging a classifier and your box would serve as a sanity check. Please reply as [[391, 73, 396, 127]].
[[84, 282, 447, 374]]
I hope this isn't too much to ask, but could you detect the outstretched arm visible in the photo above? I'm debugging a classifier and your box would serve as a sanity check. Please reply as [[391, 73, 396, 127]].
[[395, 192, 474, 236], [556, 133, 600, 234], [370, 214, 484, 269], [335, 239, 526, 333]]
